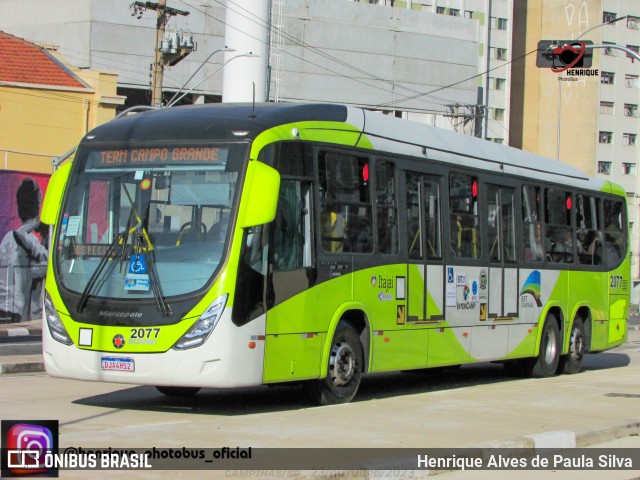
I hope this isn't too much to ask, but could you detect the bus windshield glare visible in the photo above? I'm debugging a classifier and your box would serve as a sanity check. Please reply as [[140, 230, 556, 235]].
[[55, 143, 247, 301]]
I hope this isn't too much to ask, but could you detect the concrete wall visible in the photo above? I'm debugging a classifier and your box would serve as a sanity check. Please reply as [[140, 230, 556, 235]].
[[0, 0, 478, 114]]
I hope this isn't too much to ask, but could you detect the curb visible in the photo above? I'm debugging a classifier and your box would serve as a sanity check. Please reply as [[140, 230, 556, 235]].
[[0, 360, 45, 375], [471, 418, 640, 449], [0, 324, 42, 339]]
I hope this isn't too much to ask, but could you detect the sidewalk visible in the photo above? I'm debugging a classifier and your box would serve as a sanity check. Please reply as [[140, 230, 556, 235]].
[[0, 318, 43, 374]]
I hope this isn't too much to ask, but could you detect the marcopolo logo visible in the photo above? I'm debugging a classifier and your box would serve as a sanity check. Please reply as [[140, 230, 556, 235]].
[[2, 420, 59, 477]]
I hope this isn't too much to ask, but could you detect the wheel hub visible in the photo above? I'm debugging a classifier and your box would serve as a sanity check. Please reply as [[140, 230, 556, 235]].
[[329, 341, 356, 387], [569, 327, 585, 361], [544, 328, 557, 365]]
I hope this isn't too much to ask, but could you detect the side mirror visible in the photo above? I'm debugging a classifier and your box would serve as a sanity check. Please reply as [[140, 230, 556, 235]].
[[41, 162, 72, 225], [238, 161, 280, 228]]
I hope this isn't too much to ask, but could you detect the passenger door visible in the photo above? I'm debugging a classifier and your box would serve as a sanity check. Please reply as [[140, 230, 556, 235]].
[[405, 172, 444, 324], [475, 184, 517, 360]]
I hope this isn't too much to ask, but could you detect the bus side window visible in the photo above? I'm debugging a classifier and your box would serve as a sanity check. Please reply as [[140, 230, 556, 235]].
[[604, 199, 625, 268], [544, 188, 573, 263], [375, 160, 398, 254], [449, 173, 480, 259], [272, 180, 313, 270], [522, 186, 543, 262], [577, 195, 602, 266], [233, 224, 268, 326], [318, 151, 373, 254]]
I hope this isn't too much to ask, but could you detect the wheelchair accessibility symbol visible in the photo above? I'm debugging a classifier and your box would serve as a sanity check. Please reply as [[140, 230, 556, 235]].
[[128, 255, 148, 274]]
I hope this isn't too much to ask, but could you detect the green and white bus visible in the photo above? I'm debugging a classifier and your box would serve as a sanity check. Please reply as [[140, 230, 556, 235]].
[[41, 103, 629, 404]]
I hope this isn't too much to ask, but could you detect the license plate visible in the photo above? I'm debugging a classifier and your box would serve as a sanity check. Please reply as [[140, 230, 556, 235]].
[[101, 356, 135, 372]]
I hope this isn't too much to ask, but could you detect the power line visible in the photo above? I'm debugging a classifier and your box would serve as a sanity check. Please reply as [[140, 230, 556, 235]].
[[375, 48, 539, 109], [176, 0, 456, 112]]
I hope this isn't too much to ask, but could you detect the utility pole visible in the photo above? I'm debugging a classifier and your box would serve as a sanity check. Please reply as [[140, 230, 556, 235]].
[[152, 0, 167, 108], [131, 1, 192, 107]]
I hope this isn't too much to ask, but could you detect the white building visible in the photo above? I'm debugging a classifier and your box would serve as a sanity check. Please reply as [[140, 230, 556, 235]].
[[597, 1, 640, 298], [354, 0, 514, 141], [0, 0, 489, 131]]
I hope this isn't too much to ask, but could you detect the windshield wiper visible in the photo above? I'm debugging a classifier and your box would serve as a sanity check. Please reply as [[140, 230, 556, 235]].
[[132, 231, 172, 317], [76, 232, 127, 313]]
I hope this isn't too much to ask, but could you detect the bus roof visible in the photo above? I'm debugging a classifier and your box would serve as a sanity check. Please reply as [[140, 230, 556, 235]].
[[84, 102, 616, 195]]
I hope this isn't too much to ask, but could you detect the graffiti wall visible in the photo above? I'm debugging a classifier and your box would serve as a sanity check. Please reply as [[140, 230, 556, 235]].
[[0, 171, 50, 324]]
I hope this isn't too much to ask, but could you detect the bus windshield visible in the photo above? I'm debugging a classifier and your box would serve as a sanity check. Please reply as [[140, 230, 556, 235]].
[[55, 143, 247, 301]]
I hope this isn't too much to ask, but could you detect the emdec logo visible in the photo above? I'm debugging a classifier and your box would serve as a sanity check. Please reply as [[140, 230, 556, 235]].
[[1, 420, 59, 477]]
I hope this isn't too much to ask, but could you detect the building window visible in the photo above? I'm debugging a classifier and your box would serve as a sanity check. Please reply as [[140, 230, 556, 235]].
[[600, 101, 614, 114], [603, 11, 617, 24], [628, 16, 640, 30], [492, 77, 506, 90], [493, 108, 505, 121], [449, 8, 460, 16], [599, 131, 613, 144], [598, 162, 612, 174], [488, 138, 504, 144], [496, 18, 507, 30], [464, 10, 473, 19], [626, 45, 639, 59], [624, 103, 638, 117], [623, 133, 637, 146], [495, 48, 507, 61], [436, 6, 446, 14], [623, 163, 636, 175], [603, 42, 617, 56], [625, 75, 639, 88], [601, 71, 615, 85]]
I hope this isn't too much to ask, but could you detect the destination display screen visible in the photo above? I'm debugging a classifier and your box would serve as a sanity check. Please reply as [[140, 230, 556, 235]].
[[90, 146, 229, 167]]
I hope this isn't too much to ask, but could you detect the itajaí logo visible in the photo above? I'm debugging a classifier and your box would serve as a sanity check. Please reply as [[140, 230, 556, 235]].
[[520, 270, 542, 307]]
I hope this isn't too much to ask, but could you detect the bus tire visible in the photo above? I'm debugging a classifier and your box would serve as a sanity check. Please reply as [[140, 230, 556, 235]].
[[530, 314, 561, 377], [155, 386, 201, 397], [304, 322, 363, 405], [557, 317, 586, 374]]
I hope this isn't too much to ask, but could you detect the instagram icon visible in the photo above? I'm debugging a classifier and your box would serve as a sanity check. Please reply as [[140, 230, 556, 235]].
[[1, 420, 58, 477]]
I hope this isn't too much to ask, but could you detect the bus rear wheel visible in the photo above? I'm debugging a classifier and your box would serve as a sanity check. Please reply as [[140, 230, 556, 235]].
[[557, 317, 586, 374], [155, 386, 201, 397], [529, 314, 561, 377], [304, 322, 363, 405], [505, 314, 561, 378]]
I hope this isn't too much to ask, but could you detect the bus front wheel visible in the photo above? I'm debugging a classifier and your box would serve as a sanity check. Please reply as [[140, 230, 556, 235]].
[[305, 322, 363, 405], [557, 317, 586, 374]]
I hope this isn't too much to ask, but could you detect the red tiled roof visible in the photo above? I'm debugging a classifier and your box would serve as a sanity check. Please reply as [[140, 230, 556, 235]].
[[0, 31, 85, 88]]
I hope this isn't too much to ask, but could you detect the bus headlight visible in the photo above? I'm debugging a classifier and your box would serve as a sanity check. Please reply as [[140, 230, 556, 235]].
[[44, 292, 73, 345], [173, 294, 228, 350]]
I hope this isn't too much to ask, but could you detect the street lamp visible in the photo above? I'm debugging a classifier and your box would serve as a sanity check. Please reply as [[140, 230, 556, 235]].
[[165, 47, 236, 107], [166, 52, 259, 107], [577, 15, 627, 40]]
